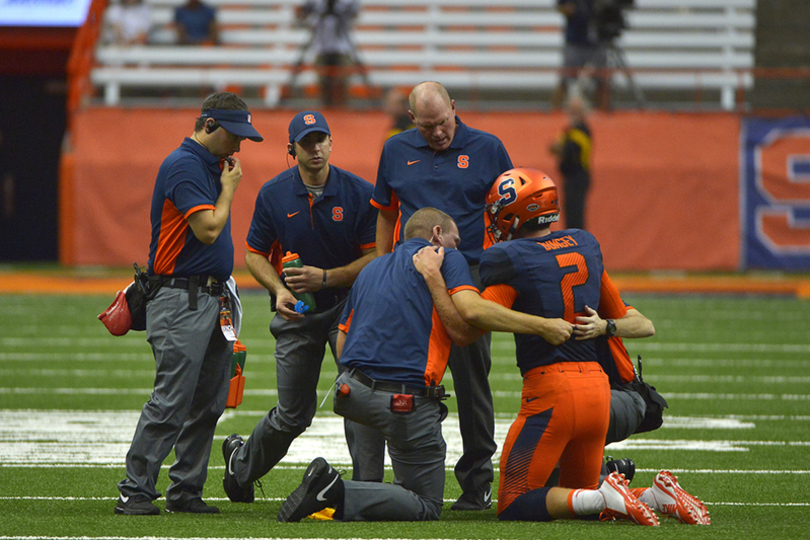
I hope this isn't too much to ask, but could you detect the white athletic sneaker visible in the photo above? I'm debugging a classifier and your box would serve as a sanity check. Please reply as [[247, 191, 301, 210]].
[[648, 470, 711, 525], [599, 471, 659, 526]]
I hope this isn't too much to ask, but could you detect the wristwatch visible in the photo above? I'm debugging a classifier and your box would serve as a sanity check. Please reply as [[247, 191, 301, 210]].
[[605, 319, 617, 337]]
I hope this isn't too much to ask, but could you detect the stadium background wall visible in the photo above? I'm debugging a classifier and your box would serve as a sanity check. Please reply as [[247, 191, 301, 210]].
[[62, 109, 741, 271]]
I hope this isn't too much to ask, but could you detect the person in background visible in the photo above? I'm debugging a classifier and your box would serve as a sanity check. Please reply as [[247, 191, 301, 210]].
[[384, 87, 414, 139], [296, 0, 360, 107], [552, 0, 608, 110], [105, 0, 153, 46], [550, 94, 592, 230], [175, 0, 219, 45]]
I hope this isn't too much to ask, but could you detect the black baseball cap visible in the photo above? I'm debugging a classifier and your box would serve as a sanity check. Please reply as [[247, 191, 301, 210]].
[[288, 111, 330, 143], [200, 108, 263, 142]]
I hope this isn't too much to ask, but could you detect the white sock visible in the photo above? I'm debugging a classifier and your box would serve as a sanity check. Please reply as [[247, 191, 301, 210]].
[[568, 489, 606, 515], [637, 488, 657, 510]]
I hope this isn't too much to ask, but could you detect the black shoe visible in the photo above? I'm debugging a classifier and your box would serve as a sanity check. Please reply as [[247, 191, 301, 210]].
[[114, 494, 160, 515], [222, 434, 254, 503], [166, 498, 220, 514], [605, 456, 636, 483], [277, 457, 343, 522], [450, 486, 492, 511]]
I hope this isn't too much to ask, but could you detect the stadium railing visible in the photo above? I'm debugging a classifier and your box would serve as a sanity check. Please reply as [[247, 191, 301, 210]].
[[89, 0, 755, 109]]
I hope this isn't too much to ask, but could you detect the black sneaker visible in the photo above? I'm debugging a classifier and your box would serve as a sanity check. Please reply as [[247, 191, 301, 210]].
[[166, 498, 220, 514], [605, 456, 636, 483], [449, 486, 492, 511], [222, 434, 254, 503], [277, 457, 343, 522], [114, 494, 160, 515]]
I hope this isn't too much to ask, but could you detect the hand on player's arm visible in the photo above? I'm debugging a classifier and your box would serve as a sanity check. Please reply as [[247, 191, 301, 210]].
[[452, 290, 573, 345], [573, 306, 655, 340], [245, 250, 304, 321], [413, 246, 481, 347], [413, 245, 574, 346]]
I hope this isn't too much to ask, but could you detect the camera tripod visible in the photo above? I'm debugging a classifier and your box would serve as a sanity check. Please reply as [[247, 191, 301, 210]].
[[576, 40, 645, 109], [282, 25, 376, 106]]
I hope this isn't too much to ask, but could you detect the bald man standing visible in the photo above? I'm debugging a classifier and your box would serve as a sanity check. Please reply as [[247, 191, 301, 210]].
[[370, 81, 513, 511]]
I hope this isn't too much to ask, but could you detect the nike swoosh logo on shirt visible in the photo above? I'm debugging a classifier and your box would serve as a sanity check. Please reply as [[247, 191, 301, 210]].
[[316, 474, 339, 502], [407, 160, 420, 165], [287, 212, 300, 218], [120, 495, 130, 503], [526, 396, 538, 403]]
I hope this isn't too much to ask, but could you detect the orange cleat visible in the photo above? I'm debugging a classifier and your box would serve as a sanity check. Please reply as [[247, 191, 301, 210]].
[[650, 470, 711, 525], [599, 471, 659, 526]]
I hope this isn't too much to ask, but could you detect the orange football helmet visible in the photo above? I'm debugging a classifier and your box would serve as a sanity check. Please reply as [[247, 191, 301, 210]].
[[486, 168, 560, 242]]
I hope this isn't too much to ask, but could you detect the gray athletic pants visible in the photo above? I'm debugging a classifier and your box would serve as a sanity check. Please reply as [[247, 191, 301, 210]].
[[232, 300, 367, 485], [118, 287, 231, 504], [446, 264, 495, 496], [606, 387, 647, 445], [333, 370, 447, 521]]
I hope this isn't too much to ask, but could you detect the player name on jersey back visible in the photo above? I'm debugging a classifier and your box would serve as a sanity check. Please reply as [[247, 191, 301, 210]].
[[536, 235, 579, 251]]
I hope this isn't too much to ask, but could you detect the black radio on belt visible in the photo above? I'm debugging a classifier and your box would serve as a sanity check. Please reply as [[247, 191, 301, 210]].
[[426, 381, 449, 400]]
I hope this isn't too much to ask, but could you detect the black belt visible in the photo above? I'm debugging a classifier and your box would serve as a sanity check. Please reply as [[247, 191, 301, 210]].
[[158, 276, 224, 296], [150, 275, 224, 311], [349, 368, 448, 399]]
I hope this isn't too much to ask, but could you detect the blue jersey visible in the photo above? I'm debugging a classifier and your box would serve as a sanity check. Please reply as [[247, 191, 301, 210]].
[[480, 229, 606, 375], [246, 165, 377, 310], [372, 117, 513, 265], [148, 138, 233, 281], [339, 238, 478, 387]]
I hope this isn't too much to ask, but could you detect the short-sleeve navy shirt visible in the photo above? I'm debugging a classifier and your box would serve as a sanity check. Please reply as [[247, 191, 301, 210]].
[[338, 238, 478, 387], [148, 138, 233, 281], [372, 117, 513, 265], [246, 165, 377, 310]]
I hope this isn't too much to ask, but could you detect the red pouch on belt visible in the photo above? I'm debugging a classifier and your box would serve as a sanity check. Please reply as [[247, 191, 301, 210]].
[[391, 394, 414, 413], [97, 290, 133, 336]]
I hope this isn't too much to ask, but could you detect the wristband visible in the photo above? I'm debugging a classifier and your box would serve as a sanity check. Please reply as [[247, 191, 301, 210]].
[[322, 269, 328, 290], [605, 319, 617, 337]]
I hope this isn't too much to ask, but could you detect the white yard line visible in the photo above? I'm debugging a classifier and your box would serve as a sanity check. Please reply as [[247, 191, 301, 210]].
[[1, 411, 809, 468]]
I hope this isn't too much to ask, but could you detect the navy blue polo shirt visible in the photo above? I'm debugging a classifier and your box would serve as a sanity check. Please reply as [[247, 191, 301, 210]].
[[246, 165, 377, 310], [372, 116, 513, 265], [338, 238, 478, 387], [148, 138, 233, 281]]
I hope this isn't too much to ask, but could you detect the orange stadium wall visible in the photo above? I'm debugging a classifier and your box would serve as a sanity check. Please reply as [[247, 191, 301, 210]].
[[64, 109, 740, 271]]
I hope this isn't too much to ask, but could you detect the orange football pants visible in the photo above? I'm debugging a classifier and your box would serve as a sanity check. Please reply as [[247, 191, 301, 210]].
[[497, 361, 610, 515]]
